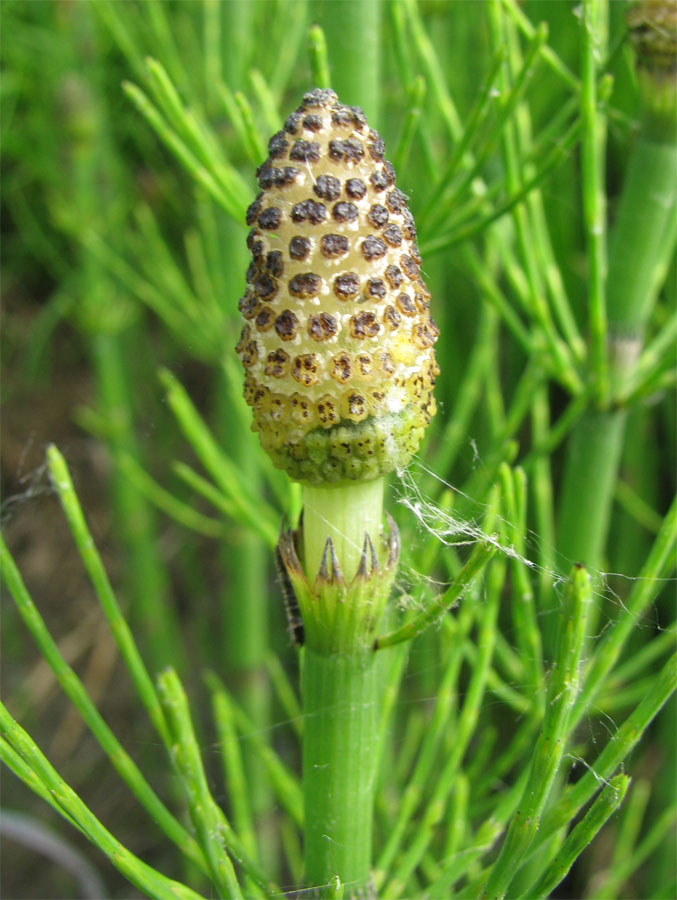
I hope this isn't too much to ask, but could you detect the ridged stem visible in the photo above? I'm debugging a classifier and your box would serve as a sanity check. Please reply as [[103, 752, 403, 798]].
[[62, 13, 183, 673], [302, 646, 379, 898], [557, 125, 677, 570], [92, 331, 185, 673], [303, 479, 384, 582], [314, 0, 382, 126], [299, 478, 386, 895]]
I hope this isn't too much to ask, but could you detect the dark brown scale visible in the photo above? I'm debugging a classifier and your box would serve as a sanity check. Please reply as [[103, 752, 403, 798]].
[[350, 311, 380, 339], [367, 131, 386, 160], [402, 209, 417, 240], [332, 201, 359, 223], [320, 234, 350, 258], [396, 292, 417, 317], [317, 398, 340, 426], [345, 178, 367, 200], [330, 353, 351, 384], [243, 374, 257, 405], [314, 174, 342, 201], [400, 254, 419, 279], [239, 292, 261, 320], [289, 235, 312, 260], [333, 272, 360, 300], [255, 307, 275, 330], [303, 88, 337, 107], [252, 385, 269, 408], [367, 204, 389, 229], [383, 305, 401, 330], [347, 392, 367, 417], [302, 113, 323, 131], [268, 132, 289, 158], [386, 189, 407, 213], [289, 140, 320, 162], [307, 312, 338, 342], [289, 273, 323, 298], [284, 111, 301, 134], [235, 325, 250, 352], [240, 340, 259, 367], [369, 170, 389, 192], [356, 353, 372, 377], [254, 274, 278, 301], [258, 207, 282, 230], [264, 348, 290, 378], [361, 236, 387, 261], [412, 320, 440, 349], [246, 261, 258, 284], [410, 244, 422, 264], [292, 354, 320, 386], [331, 107, 353, 127], [328, 138, 364, 163], [256, 164, 274, 188], [266, 250, 284, 278], [384, 160, 397, 185], [291, 199, 327, 225], [246, 197, 262, 226], [383, 224, 403, 247], [366, 278, 386, 299], [414, 291, 430, 313], [290, 393, 312, 421], [274, 166, 300, 188], [275, 309, 299, 340], [348, 106, 368, 129], [247, 229, 263, 257], [384, 264, 403, 289]]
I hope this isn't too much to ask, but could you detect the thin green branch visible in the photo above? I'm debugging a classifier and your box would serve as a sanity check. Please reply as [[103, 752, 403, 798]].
[[118, 453, 226, 538], [46, 446, 171, 738], [384, 553, 507, 897], [0, 704, 206, 900], [482, 565, 593, 898], [374, 538, 497, 650], [308, 24, 331, 90], [159, 368, 278, 546], [517, 774, 630, 900], [581, 0, 609, 400], [157, 670, 253, 900], [534, 651, 677, 854], [0, 531, 209, 875]]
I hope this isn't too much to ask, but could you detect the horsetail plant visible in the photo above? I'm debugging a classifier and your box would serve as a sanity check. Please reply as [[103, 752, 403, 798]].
[[236, 87, 494, 896], [3, 2, 677, 899]]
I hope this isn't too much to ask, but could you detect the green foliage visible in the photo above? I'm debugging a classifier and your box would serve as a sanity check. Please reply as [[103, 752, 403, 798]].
[[2, 0, 675, 898]]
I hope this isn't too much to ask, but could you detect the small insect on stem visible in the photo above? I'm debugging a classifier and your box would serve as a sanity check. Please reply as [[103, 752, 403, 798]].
[[274, 541, 305, 646]]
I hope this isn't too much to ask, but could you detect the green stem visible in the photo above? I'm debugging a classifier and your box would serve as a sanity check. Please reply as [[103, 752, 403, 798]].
[[556, 408, 626, 568], [557, 115, 677, 571], [314, 0, 382, 125], [303, 479, 384, 581], [93, 331, 185, 673], [302, 646, 379, 898]]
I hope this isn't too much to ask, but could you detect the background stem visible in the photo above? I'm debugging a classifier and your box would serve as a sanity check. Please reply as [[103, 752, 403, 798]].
[[313, 0, 382, 126], [557, 113, 677, 571]]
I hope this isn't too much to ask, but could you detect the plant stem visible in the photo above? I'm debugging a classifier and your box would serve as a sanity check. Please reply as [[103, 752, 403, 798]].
[[295, 477, 387, 895], [93, 330, 185, 673], [314, 0, 382, 125], [302, 646, 379, 898], [303, 479, 384, 581], [557, 58, 677, 571]]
